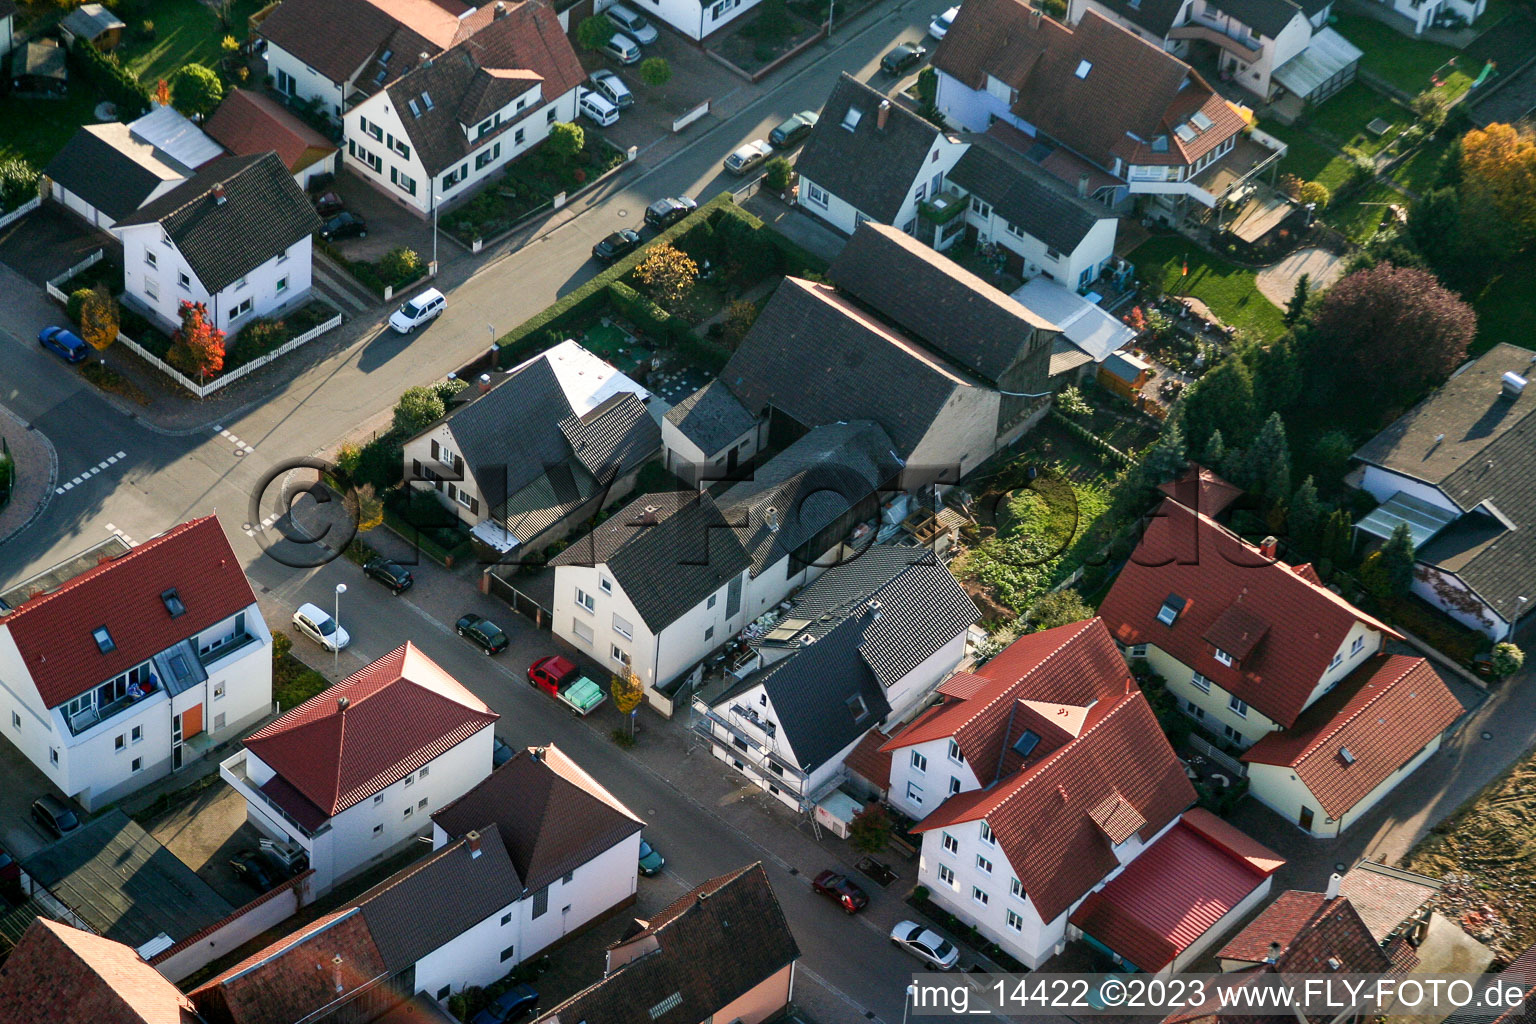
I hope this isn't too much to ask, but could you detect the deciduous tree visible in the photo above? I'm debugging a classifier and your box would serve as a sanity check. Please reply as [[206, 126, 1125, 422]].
[[611, 666, 643, 736], [575, 14, 616, 49], [79, 285, 119, 351], [1023, 589, 1093, 632], [638, 56, 671, 89], [1460, 122, 1536, 251], [547, 120, 583, 159], [171, 63, 224, 118], [1491, 642, 1525, 677], [168, 301, 225, 378], [632, 242, 698, 310], [848, 804, 893, 854], [392, 385, 445, 435]]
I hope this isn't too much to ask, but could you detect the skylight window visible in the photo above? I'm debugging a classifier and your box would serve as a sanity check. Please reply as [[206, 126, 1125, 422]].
[[1012, 730, 1041, 758], [373, 68, 388, 86], [408, 98, 422, 117], [1157, 594, 1186, 626], [1340, 747, 1356, 764], [378, 49, 393, 65], [847, 693, 870, 723], [93, 626, 116, 654], [1191, 110, 1214, 130], [1075, 59, 1092, 79], [842, 107, 864, 131], [649, 994, 683, 1020], [160, 588, 185, 618], [1175, 123, 1197, 143], [422, 91, 434, 110]]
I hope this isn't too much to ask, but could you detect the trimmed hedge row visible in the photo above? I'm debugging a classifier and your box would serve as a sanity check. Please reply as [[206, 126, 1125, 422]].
[[69, 40, 150, 120], [1049, 409, 1134, 467]]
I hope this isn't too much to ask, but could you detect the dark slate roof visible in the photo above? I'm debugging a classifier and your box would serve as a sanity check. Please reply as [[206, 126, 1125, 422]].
[[536, 864, 799, 1024], [0, 1, 16, 20], [255, 0, 445, 97], [443, 355, 580, 508], [551, 492, 752, 632], [558, 391, 660, 480], [946, 133, 1111, 255], [44, 124, 189, 222], [1205, 0, 1308, 39], [721, 278, 973, 457], [716, 420, 903, 577], [795, 72, 941, 224], [829, 221, 1054, 385], [1084, 0, 1188, 37], [114, 153, 321, 293], [355, 825, 522, 970], [664, 380, 758, 456]]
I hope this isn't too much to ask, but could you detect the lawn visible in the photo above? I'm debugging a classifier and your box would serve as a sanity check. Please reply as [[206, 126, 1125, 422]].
[[0, 84, 102, 166], [1264, 123, 1355, 191], [1303, 81, 1408, 156], [1332, 11, 1471, 98], [1129, 235, 1288, 341], [1466, 250, 1536, 356], [1329, 180, 1410, 243], [117, 0, 267, 85], [1387, 131, 1455, 195]]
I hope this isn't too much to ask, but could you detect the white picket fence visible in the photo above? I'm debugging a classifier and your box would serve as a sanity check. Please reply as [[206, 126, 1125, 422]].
[[115, 311, 343, 398], [45, 249, 106, 301], [0, 196, 42, 233]]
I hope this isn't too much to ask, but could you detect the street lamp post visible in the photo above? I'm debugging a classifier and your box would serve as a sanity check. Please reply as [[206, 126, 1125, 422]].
[[334, 583, 347, 674], [431, 185, 439, 276]]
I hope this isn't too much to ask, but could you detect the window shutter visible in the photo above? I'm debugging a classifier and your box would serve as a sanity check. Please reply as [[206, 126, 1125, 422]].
[[454, 455, 464, 476], [470, 496, 480, 515], [412, 459, 422, 479], [431, 439, 440, 460]]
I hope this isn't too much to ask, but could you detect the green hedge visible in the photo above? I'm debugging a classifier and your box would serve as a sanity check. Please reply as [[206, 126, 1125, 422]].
[[69, 40, 150, 120]]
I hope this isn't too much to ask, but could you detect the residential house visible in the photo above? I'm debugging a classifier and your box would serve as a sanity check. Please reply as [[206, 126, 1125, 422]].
[[404, 339, 657, 557], [711, 221, 1057, 482], [1384, 0, 1485, 35], [59, 3, 125, 49], [219, 642, 499, 894], [882, 618, 1282, 970], [933, 2, 1277, 219], [204, 88, 341, 188], [534, 864, 800, 1024], [641, 0, 772, 42], [661, 380, 764, 486], [114, 152, 321, 335], [0, 0, 14, 62], [0, 918, 203, 1023], [1337, 859, 1441, 947], [0, 515, 271, 812], [343, 0, 585, 217], [692, 547, 979, 814], [432, 743, 645, 969], [795, 74, 1119, 288], [1010, 275, 1139, 385], [1068, 0, 1360, 111], [45, 123, 193, 230], [1097, 497, 1465, 836], [1352, 343, 1536, 640], [551, 421, 903, 709]]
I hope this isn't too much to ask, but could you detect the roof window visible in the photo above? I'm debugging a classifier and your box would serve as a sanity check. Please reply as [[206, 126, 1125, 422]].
[[842, 107, 863, 131], [1157, 594, 1186, 626], [422, 91, 434, 110], [160, 588, 185, 617], [373, 68, 388, 86], [1075, 59, 1092, 79], [93, 626, 116, 654], [378, 48, 393, 65], [1340, 747, 1356, 764], [408, 98, 422, 117], [1191, 110, 1214, 131], [1175, 123, 1197, 142], [846, 693, 870, 723], [649, 994, 683, 1020], [1012, 730, 1041, 758]]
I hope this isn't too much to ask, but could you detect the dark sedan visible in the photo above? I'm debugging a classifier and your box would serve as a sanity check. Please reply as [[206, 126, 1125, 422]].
[[471, 984, 539, 1024], [320, 211, 368, 240], [313, 191, 346, 216], [881, 43, 927, 75], [592, 228, 641, 263], [811, 870, 869, 913], [457, 613, 510, 655], [644, 196, 697, 230], [770, 110, 819, 148], [363, 558, 413, 593], [230, 850, 276, 892]]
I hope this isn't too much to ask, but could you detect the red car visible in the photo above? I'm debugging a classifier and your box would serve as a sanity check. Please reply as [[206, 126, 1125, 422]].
[[812, 870, 869, 914], [526, 655, 608, 716]]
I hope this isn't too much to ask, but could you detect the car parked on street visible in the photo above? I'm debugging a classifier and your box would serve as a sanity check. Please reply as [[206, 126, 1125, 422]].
[[230, 850, 276, 892], [881, 42, 927, 75], [527, 655, 608, 715], [811, 870, 869, 913], [319, 211, 367, 240], [293, 602, 350, 652], [38, 326, 89, 363], [724, 139, 773, 175], [457, 613, 510, 655], [31, 795, 80, 839], [470, 984, 539, 1024], [363, 558, 413, 593], [592, 228, 641, 263], [605, 3, 658, 44], [588, 68, 634, 110], [890, 920, 959, 969], [929, 5, 959, 37], [638, 838, 665, 876], [388, 287, 446, 333], [598, 31, 643, 65], [769, 110, 818, 148], [644, 195, 697, 229], [313, 191, 346, 216]]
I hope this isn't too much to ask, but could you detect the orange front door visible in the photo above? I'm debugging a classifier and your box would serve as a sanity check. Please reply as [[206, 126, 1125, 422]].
[[182, 704, 202, 740]]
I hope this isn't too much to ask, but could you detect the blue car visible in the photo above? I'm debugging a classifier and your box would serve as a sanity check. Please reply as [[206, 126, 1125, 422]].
[[471, 984, 539, 1024], [38, 326, 89, 363]]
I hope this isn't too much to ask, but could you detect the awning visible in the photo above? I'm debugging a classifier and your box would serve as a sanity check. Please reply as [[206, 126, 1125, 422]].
[[1274, 29, 1363, 100], [1014, 277, 1139, 364], [1356, 491, 1458, 547]]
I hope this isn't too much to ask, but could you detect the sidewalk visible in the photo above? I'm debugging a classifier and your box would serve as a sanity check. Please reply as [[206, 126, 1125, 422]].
[[0, 401, 58, 549]]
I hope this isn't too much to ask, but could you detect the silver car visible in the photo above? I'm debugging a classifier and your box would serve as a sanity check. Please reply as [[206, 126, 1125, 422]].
[[605, 2, 659, 44], [890, 921, 960, 970], [724, 139, 773, 175], [589, 68, 634, 109]]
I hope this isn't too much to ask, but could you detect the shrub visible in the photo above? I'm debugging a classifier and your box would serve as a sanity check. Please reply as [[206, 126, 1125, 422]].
[[228, 317, 288, 366], [631, 242, 699, 309], [638, 56, 671, 89], [171, 63, 224, 118], [1056, 385, 1091, 418], [548, 120, 583, 160], [848, 803, 893, 853], [763, 156, 793, 191], [0, 157, 39, 213], [68, 40, 150, 119], [1491, 642, 1524, 677], [575, 13, 616, 49], [335, 441, 362, 480], [352, 433, 403, 492], [378, 246, 423, 285], [743, 0, 794, 41], [913, 885, 929, 902], [393, 385, 445, 435], [67, 288, 94, 324]]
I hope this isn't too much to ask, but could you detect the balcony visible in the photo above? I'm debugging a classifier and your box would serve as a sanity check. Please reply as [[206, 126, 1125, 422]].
[[66, 685, 159, 736], [918, 189, 968, 226], [1169, 20, 1262, 58], [222, 751, 323, 841], [199, 631, 260, 668]]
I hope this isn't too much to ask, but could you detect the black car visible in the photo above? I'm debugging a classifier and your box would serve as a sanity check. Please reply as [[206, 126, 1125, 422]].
[[457, 614, 510, 655], [31, 795, 80, 839], [769, 110, 818, 148], [470, 984, 539, 1024], [493, 736, 515, 767], [320, 211, 368, 240], [592, 228, 641, 263], [643, 196, 697, 230], [363, 558, 413, 594], [230, 850, 276, 892], [881, 42, 927, 75]]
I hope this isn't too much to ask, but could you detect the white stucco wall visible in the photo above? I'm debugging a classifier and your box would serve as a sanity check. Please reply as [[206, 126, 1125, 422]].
[[1246, 733, 1442, 837], [119, 223, 314, 334], [907, 384, 1005, 480], [403, 424, 486, 526], [1356, 465, 1457, 511], [266, 43, 350, 119], [660, 418, 760, 484], [966, 202, 1117, 291]]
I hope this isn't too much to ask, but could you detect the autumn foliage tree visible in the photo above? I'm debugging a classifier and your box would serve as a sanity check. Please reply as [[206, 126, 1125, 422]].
[[632, 242, 698, 310], [79, 285, 119, 351], [1460, 122, 1536, 253], [168, 301, 225, 378]]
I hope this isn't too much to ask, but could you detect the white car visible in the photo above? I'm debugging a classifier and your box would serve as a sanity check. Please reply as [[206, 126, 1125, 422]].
[[579, 88, 621, 127], [929, 4, 959, 37], [589, 68, 634, 109], [387, 287, 445, 334], [724, 139, 774, 175], [890, 921, 960, 970], [293, 603, 350, 653], [605, 3, 659, 44]]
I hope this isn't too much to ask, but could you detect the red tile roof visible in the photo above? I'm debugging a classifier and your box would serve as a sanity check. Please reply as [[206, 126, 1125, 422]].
[[0, 515, 256, 708], [1217, 889, 1329, 962], [1242, 655, 1463, 819], [1159, 464, 1244, 519], [842, 728, 892, 791], [203, 89, 337, 174], [0, 918, 201, 1024], [1097, 499, 1401, 728], [1069, 814, 1280, 971], [242, 642, 497, 819]]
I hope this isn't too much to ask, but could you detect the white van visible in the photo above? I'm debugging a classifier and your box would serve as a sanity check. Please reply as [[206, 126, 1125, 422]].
[[388, 287, 446, 334], [578, 88, 620, 127]]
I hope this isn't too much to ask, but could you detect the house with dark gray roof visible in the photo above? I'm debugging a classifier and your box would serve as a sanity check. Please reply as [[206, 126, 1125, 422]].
[[692, 547, 978, 815], [549, 422, 902, 713], [1352, 343, 1536, 641], [114, 152, 321, 335], [44, 122, 191, 230], [403, 339, 658, 556], [661, 380, 762, 485]]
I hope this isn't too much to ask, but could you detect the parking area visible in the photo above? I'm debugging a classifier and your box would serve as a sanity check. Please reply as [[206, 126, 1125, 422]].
[[0, 730, 76, 863], [139, 778, 276, 908], [0, 204, 118, 287], [322, 168, 441, 264], [579, 32, 741, 152]]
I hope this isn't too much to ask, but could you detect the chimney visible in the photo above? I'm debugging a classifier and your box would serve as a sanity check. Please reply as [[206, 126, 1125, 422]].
[[1265, 941, 1282, 964], [641, 505, 659, 525], [1076, 172, 1089, 198], [876, 99, 890, 131], [494, 0, 507, 14], [337, 696, 350, 714], [1501, 371, 1526, 399], [765, 506, 780, 532], [1258, 536, 1278, 560], [479, 372, 492, 394], [531, 746, 545, 762], [1325, 872, 1342, 900], [467, 829, 483, 858], [866, 599, 882, 622], [211, 183, 226, 205], [332, 955, 344, 994], [1031, 6, 1042, 26]]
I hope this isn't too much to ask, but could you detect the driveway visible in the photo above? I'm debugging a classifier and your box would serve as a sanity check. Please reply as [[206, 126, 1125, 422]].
[[325, 169, 441, 266], [0, 204, 118, 287], [583, 33, 742, 153]]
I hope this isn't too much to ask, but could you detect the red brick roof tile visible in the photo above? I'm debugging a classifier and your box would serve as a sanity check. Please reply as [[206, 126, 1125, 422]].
[[243, 643, 497, 819], [1159, 464, 1244, 519], [1098, 499, 1401, 728], [0, 919, 201, 1024], [203, 89, 337, 174], [0, 515, 255, 708], [842, 728, 892, 791], [1242, 655, 1463, 819], [1218, 889, 1329, 962]]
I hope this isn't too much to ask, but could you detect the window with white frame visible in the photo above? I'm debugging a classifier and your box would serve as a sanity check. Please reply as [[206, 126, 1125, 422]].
[[949, 776, 961, 795], [1329, 651, 1343, 669], [599, 576, 613, 594], [707, 594, 717, 609], [1351, 635, 1365, 655], [911, 750, 927, 772], [948, 738, 964, 764], [970, 196, 991, 218], [937, 863, 955, 887], [805, 181, 829, 207], [610, 644, 630, 666], [980, 821, 995, 845], [906, 780, 924, 805], [1223, 724, 1243, 743], [390, 167, 417, 196], [1191, 671, 1214, 692], [131, 725, 142, 743], [145, 251, 158, 269], [576, 588, 595, 612], [49, 748, 58, 765], [972, 886, 989, 906], [612, 612, 632, 639], [178, 272, 191, 290], [276, 276, 289, 294], [1129, 643, 1147, 658], [571, 619, 594, 645], [132, 757, 143, 773], [1011, 876, 1025, 899], [1228, 695, 1249, 717], [1005, 221, 1027, 240], [1006, 909, 1024, 931], [230, 297, 253, 320], [475, 142, 502, 170], [942, 832, 959, 854], [1214, 648, 1233, 667]]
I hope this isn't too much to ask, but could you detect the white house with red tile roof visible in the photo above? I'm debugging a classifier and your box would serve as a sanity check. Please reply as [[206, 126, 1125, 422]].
[[1098, 497, 1465, 836], [0, 515, 271, 811], [881, 618, 1281, 969], [219, 642, 498, 894]]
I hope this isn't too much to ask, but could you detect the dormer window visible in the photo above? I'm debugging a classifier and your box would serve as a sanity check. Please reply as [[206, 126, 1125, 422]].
[[1012, 730, 1041, 758], [1151, 135, 1169, 152], [1214, 648, 1233, 667], [1157, 594, 1186, 626], [160, 588, 185, 617], [846, 694, 869, 723], [93, 627, 116, 654], [1075, 59, 1092, 79]]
